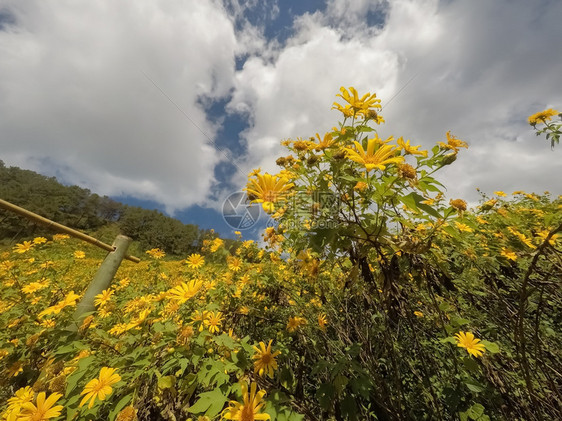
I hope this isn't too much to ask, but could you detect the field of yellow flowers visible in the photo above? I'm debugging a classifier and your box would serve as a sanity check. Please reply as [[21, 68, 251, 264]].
[[1, 89, 561, 420]]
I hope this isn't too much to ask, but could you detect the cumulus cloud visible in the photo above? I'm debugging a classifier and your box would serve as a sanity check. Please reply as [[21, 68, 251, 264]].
[[1, 0, 560, 219], [0, 0, 238, 213], [230, 0, 562, 202], [228, 13, 401, 184]]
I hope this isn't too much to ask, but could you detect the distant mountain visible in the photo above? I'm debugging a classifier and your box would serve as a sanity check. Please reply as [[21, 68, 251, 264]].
[[0, 160, 216, 255]]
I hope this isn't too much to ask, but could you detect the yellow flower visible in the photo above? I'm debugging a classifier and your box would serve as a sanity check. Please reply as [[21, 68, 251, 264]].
[[79, 367, 121, 408], [146, 248, 165, 259], [500, 249, 517, 261], [116, 406, 138, 421], [125, 308, 152, 330], [176, 325, 195, 346], [396, 137, 428, 157], [292, 137, 314, 151], [39, 291, 81, 318], [79, 315, 95, 333], [3, 386, 34, 420], [455, 222, 473, 233], [536, 230, 559, 246], [494, 191, 506, 197], [33, 237, 48, 245], [507, 227, 536, 249], [21, 279, 50, 294], [186, 253, 205, 269], [168, 279, 203, 305], [454, 331, 486, 358], [117, 277, 130, 289], [39, 261, 55, 269], [108, 323, 128, 336], [252, 340, 281, 378], [438, 131, 468, 152], [496, 208, 509, 217], [414, 311, 424, 318], [346, 137, 403, 171], [354, 181, 368, 191], [6, 361, 23, 377], [245, 172, 294, 213], [73, 250, 86, 259], [332, 86, 382, 118], [528, 108, 559, 125], [52, 234, 69, 241], [286, 316, 306, 333], [227, 256, 242, 272], [13, 241, 34, 254], [94, 289, 114, 307], [449, 199, 467, 212], [332, 102, 354, 118], [209, 238, 224, 253], [318, 314, 328, 331], [480, 198, 497, 211], [17, 391, 63, 421], [398, 163, 417, 180], [221, 381, 271, 420], [40, 319, 56, 328], [312, 132, 335, 151], [204, 311, 224, 334]]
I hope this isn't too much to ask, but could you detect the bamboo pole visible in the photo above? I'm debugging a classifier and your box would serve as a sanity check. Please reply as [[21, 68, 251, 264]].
[[71, 235, 132, 327], [0, 198, 140, 263]]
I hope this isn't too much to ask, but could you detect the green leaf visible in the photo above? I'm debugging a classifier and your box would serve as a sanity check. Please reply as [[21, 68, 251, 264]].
[[462, 357, 479, 373], [481, 340, 500, 354], [350, 375, 372, 399], [340, 394, 358, 420], [466, 403, 485, 419], [157, 375, 175, 390], [399, 193, 419, 213], [400, 192, 442, 218], [108, 394, 133, 421], [213, 333, 237, 349], [65, 355, 95, 397], [188, 388, 228, 417], [464, 378, 485, 393], [449, 316, 470, 327], [333, 374, 349, 394], [316, 383, 335, 410], [442, 224, 461, 239]]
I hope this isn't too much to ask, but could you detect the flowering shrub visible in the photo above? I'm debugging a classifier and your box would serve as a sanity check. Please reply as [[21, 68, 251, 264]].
[[529, 107, 561, 148], [1, 89, 561, 420]]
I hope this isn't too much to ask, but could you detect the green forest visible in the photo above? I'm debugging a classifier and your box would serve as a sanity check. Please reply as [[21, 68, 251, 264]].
[[0, 161, 220, 256]]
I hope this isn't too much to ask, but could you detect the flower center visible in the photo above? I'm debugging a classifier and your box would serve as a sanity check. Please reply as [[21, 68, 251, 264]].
[[263, 190, 277, 203], [240, 405, 255, 421], [261, 353, 272, 364], [364, 156, 380, 164]]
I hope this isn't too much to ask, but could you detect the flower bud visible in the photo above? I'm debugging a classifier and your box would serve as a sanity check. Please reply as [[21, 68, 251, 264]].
[[442, 153, 457, 165]]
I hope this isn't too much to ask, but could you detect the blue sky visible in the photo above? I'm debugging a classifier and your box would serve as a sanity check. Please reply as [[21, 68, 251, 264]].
[[1, 0, 561, 240]]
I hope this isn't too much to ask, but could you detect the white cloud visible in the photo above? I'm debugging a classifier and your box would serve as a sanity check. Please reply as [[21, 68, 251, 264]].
[[0, 0, 239, 213], [1, 0, 560, 218], [230, 0, 562, 202], [228, 13, 401, 183]]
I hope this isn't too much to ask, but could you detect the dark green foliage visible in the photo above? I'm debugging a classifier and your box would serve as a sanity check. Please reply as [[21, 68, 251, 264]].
[[0, 161, 210, 255]]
